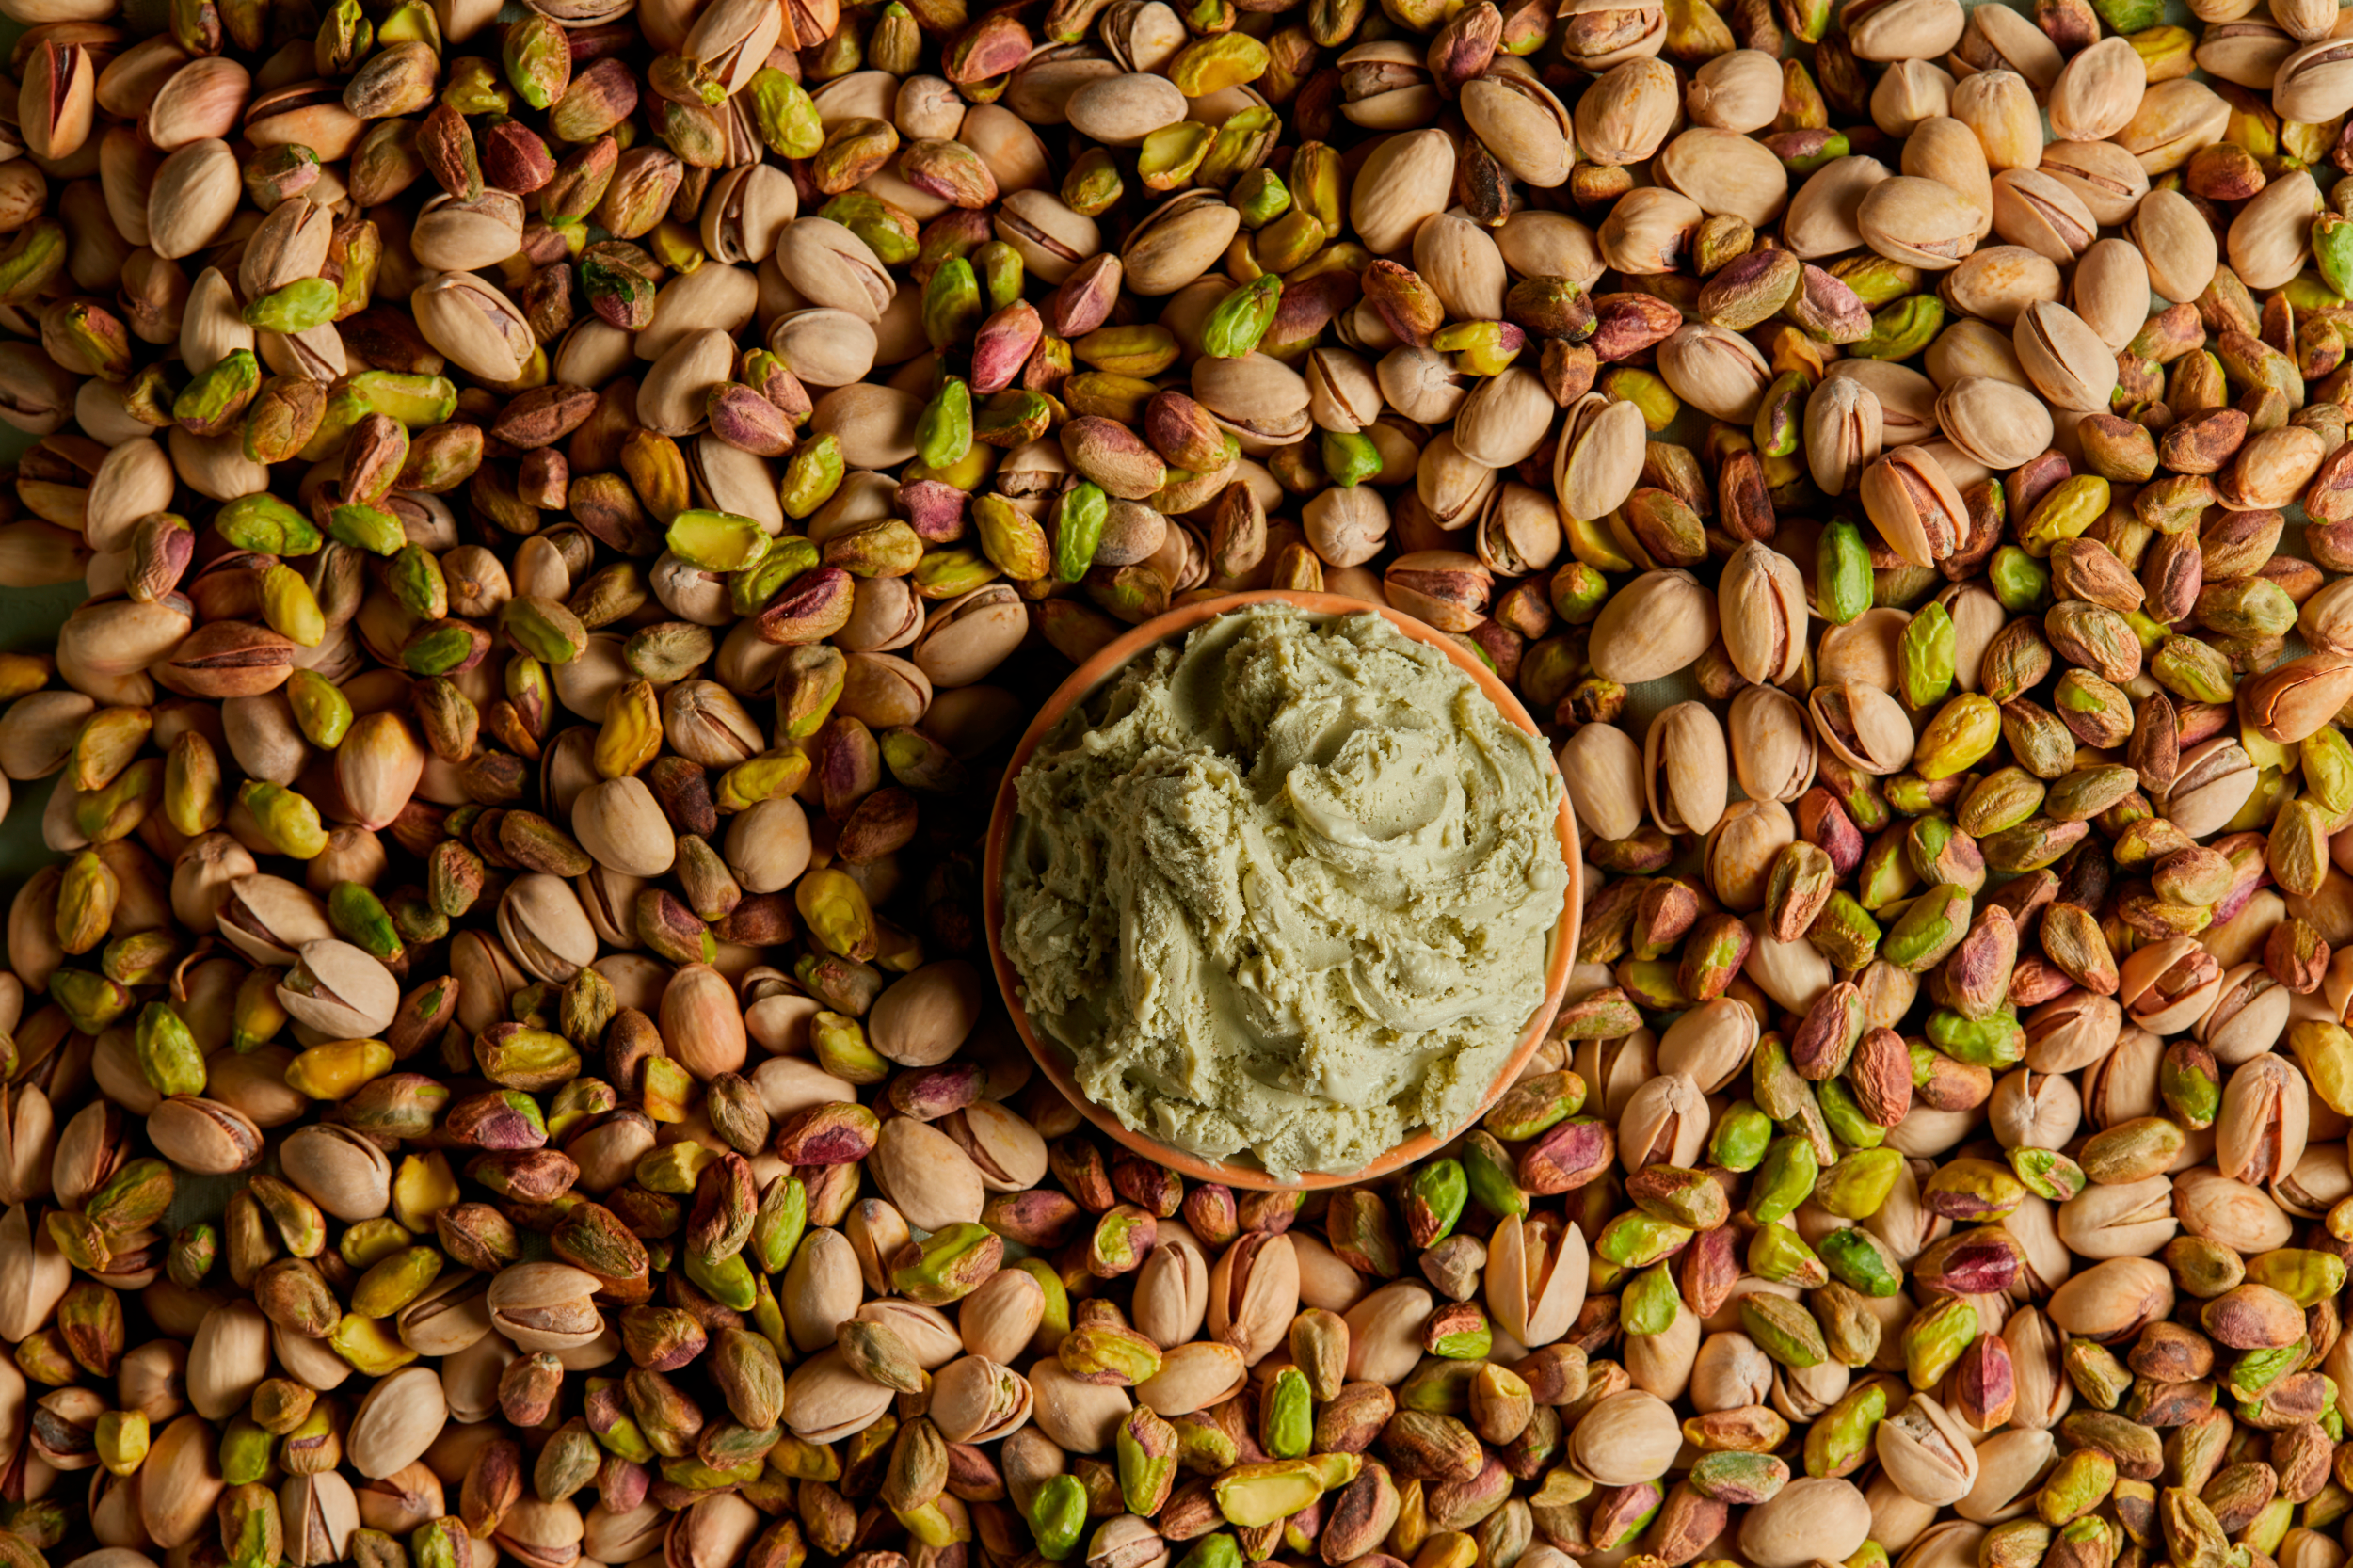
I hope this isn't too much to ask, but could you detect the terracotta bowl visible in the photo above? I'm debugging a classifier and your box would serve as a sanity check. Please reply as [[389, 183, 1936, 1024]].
[[981, 588, 1582, 1192]]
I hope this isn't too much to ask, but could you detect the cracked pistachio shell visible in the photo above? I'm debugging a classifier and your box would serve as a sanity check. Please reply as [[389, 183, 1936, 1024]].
[[1064, 72, 1187, 147], [2014, 299, 2119, 412], [1785, 155, 1894, 259], [1688, 49, 1782, 132], [1590, 569, 1718, 685], [2123, 190, 2216, 309], [1805, 376, 1884, 497], [1729, 685, 1819, 804], [1552, 392, 1645, 522], [1557, 723, 1642, 844], [2228, 168, 2319, 291], [1940, 246, 2058, 327], [411, 273, 534, 383], [1856, 175, 1979, 269], [1121, 191, 1241, 296], [776, 218, 895, 323], [1596, 185, 1704, 276], [1743, 1479, 1872, 1568], [2273, 36, 2353, 123], [1657, 322, 1771, 422], [1720, 542, 1808, 686], [1900, 118, 1992, 238], [1644, 701, 1729, 837], [994, 190, 1100, 286], [1935, 376, 2055, 471], [1810, 680, 1916, 776], [148, 138, 241, 260], [1460, 68, 1572, 187], [1860, 444, 1969, 568], [2069, 238, 2150, 350], [1991, 167, 2097, 262], [2113, 78, 2229, 174], [1577, 56, 1679, 165], [1655, 127, 1789, 228], [2035, 139, 2149, 232], [2048, 37, 2145, 141], [1349, 130, 1454, 257], [278, 939, 398, 1037], [1448, 366, 1552, 469], [572, 776, 677, 878]]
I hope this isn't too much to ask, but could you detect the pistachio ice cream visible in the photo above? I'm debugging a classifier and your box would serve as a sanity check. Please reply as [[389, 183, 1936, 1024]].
[[1000, 605, 1571, 1178]]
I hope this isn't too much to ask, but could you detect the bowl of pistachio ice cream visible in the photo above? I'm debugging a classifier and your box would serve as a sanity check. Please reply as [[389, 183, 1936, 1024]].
[[987, 592, 1579, 1185]]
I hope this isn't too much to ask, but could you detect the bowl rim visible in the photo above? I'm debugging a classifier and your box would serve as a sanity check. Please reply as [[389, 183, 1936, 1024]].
[[979, 588, 1583, 1192]]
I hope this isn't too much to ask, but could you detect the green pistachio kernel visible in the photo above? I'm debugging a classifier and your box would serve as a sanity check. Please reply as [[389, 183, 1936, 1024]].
[[216, 493, 323, 556], [1815, 1147, 1904, 1219], [1990, 546, 2050, 612], [1709, 1101, 1773, 1172], [328, 504, 406, 556], [1622, 1262, 1680, 1336], [1818, 519, 1873, 625], [1851, 296, 1945, 360], [1747, 1136, 1817, 1224], [242, 277, 340, 334], [1052, 482, 1108, 583], [917, 377, 973, 472], [1898, 600, 1955, 709], [1202, 274, 1283, 359], [1320, 428, 1382, 488]]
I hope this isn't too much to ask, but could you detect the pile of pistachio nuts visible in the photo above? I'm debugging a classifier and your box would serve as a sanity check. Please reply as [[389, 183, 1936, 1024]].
[[17, 1, 2353, 1568]]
